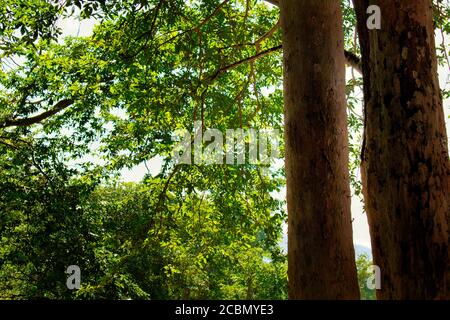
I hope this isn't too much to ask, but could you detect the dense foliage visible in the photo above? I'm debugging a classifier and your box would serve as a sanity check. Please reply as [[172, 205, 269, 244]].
[[0, 0, 448, 299]]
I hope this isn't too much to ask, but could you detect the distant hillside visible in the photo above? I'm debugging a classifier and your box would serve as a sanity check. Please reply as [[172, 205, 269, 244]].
[[354, 244, 372, 258]]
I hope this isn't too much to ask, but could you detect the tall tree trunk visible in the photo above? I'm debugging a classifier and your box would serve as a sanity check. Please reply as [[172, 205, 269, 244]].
[[280, 0, 360, 299], [354, 0, 450, 299]]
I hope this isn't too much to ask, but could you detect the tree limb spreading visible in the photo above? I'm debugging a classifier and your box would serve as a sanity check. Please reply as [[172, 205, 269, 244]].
[[262, 0, 362, 73], [209, 44, 282, 81], [0, 0, 361, 130], [209, 42, 362, 81], [0, 99, 74, 129]]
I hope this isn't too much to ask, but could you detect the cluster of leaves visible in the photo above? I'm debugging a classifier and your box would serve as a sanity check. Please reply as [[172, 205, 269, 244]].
[[76, 172, 286, 299], [1, 0, 449, 300], [0, 137, 287, 298], [0, 0, 63, 56], [0, 134, 104, 299], [0, 0, 290, 300], [356, 254, 376, 300]]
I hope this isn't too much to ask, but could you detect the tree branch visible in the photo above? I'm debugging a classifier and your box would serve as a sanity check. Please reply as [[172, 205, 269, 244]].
[[209, 44, 282, 81], [0, 99, 74, 129], [344, 50, 362, 73], [255, 19, 280, 50], [261, 0, 362, 73], [198, 0, 231, 29], [210, 43, 362, 81]]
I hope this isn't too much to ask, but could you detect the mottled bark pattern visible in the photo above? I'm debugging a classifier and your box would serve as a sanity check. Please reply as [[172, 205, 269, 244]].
[[354, 0, 450, 299], [280, 0, 360, 299]]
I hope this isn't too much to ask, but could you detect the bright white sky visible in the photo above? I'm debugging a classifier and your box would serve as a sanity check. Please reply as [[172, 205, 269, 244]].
[[58, 15, 450, 250]]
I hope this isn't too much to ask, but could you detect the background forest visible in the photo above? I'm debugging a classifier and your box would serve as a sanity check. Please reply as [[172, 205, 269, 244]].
[[0, 0, 448, 300]]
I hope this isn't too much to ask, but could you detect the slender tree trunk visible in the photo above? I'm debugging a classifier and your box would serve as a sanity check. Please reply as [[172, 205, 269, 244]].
[[354, 0, 450, 299], [280, 0, 360, 299]]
